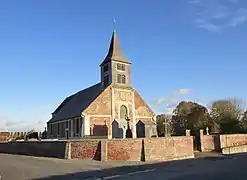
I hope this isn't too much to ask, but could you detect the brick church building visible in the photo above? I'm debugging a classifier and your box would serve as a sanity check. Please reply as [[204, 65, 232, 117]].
[[47, 31, 157, 139]]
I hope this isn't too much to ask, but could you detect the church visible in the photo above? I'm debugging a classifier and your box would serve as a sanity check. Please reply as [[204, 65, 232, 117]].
[[47, 31, 157, 139]]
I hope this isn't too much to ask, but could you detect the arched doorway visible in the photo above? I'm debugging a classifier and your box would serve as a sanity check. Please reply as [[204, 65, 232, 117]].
[[120, 105, 132, 138], [112, 105, 130, 138]]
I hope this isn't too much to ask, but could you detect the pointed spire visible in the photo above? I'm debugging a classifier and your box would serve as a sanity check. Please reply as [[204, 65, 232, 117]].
[[100, 31, 130, 66]]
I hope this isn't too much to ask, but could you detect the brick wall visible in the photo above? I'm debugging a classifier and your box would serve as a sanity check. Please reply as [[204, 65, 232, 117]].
[[198, 130, 247, 152], [0, 137, 195, 162], [220, 134, 247, 148], [106, 137, 194, 162], [144, 137, 194, 161], [0, 141, 67, 158], [70, 140, 101, 160], [107, 139, 143, 161], [3, 134, 247, 160], [0, 137, 194, 162], [201, 135, 220, 152]]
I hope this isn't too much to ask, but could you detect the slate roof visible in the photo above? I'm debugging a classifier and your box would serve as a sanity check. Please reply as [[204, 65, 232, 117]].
[[100, 31, 131, 66], [48, 83, 104, 123]]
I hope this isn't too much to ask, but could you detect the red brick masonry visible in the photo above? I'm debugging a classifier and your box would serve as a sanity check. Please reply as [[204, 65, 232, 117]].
[[220, 134, 247, 148], [9, 133, 247, 161], [201, 135, 220, 152], [70, 140, 101, 160], [71, 137, 194, 161], [0, 141, 67, 159], [144, 137, 194, 161], [8, 134, 247, 161], [107, 139, 143, 161], [0, 137, 195, 162], [200, 133, 247, 152]]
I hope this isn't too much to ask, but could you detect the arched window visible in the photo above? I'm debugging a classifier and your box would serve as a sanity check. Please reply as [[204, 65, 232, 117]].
[[120, 105, 128, 120]]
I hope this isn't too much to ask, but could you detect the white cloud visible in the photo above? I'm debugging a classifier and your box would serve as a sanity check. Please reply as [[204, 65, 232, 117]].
[[228, 8, 247, 26], [152, 88, 190, 106], [189, 0, 247, 32], [152, 88, 192, 114], [166, 107, 175, 115], [152, 97, 172, 106], [152, 88, 213, 115], [176, 88, 191, 95], [0, 104, 56, 132], [198, 22, 222, 32]]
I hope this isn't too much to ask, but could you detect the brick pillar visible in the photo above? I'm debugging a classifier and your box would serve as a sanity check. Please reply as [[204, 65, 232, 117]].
[[199, 129, 204, 152], [65, 141, 71, 159], [101, 140, 108, 161], [186, 129, 191, 136]]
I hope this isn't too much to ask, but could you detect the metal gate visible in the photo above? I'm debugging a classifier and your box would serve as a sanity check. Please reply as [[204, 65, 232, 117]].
[[191, 131, 201, 151]]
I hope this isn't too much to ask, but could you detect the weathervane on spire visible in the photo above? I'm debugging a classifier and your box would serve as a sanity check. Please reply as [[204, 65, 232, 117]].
[[113, 18, 116, 31]]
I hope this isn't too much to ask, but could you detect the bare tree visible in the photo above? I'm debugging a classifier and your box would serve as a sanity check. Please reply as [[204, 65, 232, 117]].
[[209, 97, 245, 133], [210, 97, 245, 120], [240, 110, 247, 130], [229, 97, 245, 119]]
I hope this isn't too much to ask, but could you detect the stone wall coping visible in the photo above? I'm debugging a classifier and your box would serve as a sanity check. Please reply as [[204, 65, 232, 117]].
[[5, 136, 192, 144], [69, 140, 101, 142], [220, 134, 247, 137], [4, 136, 192, 144], [6, 140, 68, 143], [107, 138, 143, 142], [107, 136, 192, 141], [222, 142, 247, 148], [203, 135, 217, 137], [141, 136, 192, 140]]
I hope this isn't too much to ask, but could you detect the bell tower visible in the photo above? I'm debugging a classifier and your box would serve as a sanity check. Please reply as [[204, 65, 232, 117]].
[[100, 31, 131, 88]]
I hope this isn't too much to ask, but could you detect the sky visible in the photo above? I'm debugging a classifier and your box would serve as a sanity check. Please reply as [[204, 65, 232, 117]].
[[1, 0, 247, 132]]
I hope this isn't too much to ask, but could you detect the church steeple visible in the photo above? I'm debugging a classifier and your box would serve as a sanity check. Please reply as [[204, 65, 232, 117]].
[[100, 31, 130, 66], [100, 31, 132, 88]]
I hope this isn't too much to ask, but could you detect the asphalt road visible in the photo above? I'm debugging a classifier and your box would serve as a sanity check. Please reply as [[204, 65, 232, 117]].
[[0, 153, 247, 180]]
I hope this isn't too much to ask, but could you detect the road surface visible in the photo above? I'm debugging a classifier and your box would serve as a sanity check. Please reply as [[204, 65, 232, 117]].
[[0, 153, 247, 180]]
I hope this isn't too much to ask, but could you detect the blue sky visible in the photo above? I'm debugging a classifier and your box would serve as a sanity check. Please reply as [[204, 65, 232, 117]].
[[1, 0, 247, 131]]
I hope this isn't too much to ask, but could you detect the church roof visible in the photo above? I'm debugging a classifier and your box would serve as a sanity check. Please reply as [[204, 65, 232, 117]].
[[48, 83, 103, 123], [100, 31, 130, 66]]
